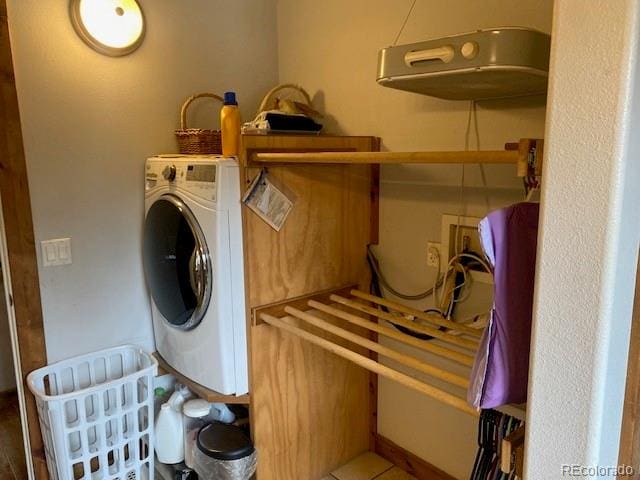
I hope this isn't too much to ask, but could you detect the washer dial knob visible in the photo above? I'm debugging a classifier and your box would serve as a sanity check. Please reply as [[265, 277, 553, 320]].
[[163, 165, 177, 181]]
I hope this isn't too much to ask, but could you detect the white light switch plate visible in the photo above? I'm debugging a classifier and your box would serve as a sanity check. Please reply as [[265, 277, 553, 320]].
[[41, 238, 72, 267]]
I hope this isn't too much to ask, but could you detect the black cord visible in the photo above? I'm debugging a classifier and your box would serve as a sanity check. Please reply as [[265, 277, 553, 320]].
[[368, 249, 446, 340]]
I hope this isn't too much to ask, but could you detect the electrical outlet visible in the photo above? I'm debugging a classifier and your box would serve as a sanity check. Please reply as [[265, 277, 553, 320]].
[[426, 242, 441, 267]]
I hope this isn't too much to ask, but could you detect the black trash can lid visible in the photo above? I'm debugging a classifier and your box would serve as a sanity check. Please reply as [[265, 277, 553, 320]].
[[197, 422, 255, 461]]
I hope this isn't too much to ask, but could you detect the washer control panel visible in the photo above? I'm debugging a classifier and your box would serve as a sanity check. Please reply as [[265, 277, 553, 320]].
[[186, 164, 216, 183], [146, 158, 219, 202]]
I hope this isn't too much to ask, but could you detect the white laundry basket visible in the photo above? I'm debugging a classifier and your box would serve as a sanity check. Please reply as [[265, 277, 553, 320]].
[[27, 345, 158, 480]]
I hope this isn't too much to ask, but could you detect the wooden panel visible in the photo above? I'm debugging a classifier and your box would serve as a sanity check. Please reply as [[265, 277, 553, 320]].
[[250, 320, 371, 479], [241, 135, 378, 480], [243, 164, 373, 307], [618, 254, 640, 478], [241, 136, 377, 308], [374, 434, 456, 480], [153, 353, 249, 404], [0, 4, 48, 479]]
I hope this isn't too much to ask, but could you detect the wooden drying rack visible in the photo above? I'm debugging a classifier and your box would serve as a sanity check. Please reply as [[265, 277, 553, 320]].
[[249, 138, 544, 177], [254, 286, 486, 417], [248, 138, 542, 419]]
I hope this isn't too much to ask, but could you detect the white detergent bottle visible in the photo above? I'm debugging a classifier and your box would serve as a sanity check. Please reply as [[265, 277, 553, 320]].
[[154, 389, 186, 464]]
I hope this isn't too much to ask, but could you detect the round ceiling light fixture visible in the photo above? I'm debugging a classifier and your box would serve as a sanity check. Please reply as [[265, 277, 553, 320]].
[[69, 0, 145, 57]]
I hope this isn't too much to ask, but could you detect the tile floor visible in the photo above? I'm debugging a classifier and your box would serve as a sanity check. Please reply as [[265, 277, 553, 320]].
[[324, 452, 417, 480], [0, 392, 27, 480]]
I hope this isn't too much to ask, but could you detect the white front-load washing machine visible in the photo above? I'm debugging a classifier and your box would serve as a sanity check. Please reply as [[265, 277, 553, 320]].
[[143, 155, 247, 395]]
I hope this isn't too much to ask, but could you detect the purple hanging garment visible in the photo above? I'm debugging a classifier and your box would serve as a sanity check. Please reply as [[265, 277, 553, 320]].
[[468, 202, 539, 409]]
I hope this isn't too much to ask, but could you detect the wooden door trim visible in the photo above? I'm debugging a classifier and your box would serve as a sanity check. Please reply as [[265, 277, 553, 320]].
[[618, 253, 640, 477], [0, 2, 49, 478]]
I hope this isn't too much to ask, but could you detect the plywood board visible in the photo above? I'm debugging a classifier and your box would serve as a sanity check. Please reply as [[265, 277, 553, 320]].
[[243, 163, 374, 307], [241, 135, 379, 480]]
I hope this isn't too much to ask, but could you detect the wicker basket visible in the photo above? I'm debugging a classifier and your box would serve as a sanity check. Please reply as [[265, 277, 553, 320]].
[[175, 93, 223, 154], [257, 83, 314, 115]]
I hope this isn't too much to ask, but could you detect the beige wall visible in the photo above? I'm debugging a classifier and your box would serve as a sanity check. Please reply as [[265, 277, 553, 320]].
[[277, 1, 552, 477], [7, 0, 279, 362]]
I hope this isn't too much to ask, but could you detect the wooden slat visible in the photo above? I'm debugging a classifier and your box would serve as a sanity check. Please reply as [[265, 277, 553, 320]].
[[330, 295, 479, 351], [262, 314, 478, 417], [252, 149, 520, 165], [308, 300, 475, 367], [368, 142, 381, 453], [153, 353, 250, 404], [252, 285, 356, 325], [285, 306, 469, 389], [0, 4, 48, 478], [351, 290, 483, 337]]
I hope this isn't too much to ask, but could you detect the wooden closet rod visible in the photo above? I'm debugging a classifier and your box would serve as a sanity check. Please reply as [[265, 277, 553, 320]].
[[261, 313, 478, 416], [249, 138, 543, 174], [252, 150, 519, 165]]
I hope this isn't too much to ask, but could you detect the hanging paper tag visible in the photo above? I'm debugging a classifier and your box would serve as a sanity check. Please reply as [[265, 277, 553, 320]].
[[242, 169, 294, 231]]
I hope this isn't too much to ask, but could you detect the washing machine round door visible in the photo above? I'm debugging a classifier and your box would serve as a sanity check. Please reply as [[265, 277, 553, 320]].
[[143, 194, 212, 330]]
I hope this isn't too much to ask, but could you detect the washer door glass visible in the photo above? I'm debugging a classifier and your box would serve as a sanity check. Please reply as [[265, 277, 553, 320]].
[[143, 195, 212, 330]]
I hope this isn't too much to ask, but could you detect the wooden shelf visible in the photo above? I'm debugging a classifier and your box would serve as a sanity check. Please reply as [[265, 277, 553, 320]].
[[153, 352, 250, 404]]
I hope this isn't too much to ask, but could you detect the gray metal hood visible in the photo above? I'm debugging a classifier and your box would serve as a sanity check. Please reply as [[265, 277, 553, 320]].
[[377, 27, 551, 101]]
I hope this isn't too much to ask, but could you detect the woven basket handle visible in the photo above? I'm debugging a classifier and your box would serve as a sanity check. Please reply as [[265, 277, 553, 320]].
[[257, 84, 312, 115], [180, 93, 224, 129]]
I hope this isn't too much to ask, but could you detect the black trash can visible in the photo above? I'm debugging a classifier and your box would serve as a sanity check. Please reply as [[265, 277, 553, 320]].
[[193, 423, 257, 480]]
